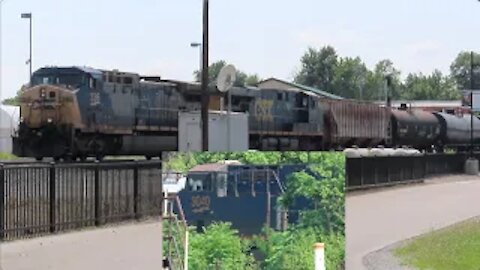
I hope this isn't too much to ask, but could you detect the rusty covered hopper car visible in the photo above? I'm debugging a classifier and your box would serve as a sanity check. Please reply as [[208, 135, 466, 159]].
[[322, 99, 391, 148]]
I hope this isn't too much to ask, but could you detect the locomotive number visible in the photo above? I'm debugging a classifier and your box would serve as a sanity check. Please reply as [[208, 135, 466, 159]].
[[191, 195, 211, 213], [255, 99, 274, 121]]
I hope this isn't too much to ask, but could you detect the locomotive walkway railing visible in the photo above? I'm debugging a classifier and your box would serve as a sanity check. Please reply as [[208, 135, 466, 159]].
[[346, 153, 470, 190], [0, 160, 163, 241]]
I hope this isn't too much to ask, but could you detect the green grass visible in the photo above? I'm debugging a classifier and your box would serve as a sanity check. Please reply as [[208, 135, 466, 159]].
[[0, 152, 18, 160], [394, 218, 480, 270]]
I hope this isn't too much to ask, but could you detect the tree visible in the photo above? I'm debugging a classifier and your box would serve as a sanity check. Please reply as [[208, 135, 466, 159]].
[[332, 57, 368, 99], [279, 153, 345, 234], [245, 74, 261, 86], [294, 46, 338, 94], [450, 51, 480, 90], [2, 88, 23, 106], [259, 152, 345, 270], [400, 70, 460, 100], [193, 61, 261, 87]]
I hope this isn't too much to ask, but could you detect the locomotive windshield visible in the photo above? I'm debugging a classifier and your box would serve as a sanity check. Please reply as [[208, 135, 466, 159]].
[[32, 73, 86, 89]]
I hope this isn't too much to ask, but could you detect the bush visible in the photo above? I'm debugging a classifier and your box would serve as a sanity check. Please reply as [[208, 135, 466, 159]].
[[188, 223, 257, 270], [260, 228, 345, 270]]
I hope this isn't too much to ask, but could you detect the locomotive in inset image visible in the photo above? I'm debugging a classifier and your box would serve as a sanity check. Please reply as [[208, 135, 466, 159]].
[[12, 66, 480, 160]]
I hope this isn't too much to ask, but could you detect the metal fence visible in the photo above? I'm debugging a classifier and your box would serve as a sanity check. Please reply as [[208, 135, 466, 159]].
[[346, 153, 469, 190], [0, 160, 163, 241]]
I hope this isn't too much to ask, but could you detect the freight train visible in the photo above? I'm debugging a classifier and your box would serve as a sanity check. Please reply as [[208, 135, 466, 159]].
[[11, 66, 478, 160]]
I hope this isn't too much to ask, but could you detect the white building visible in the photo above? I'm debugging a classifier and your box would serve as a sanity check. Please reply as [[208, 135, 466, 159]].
[[0, 105, 20, 153]]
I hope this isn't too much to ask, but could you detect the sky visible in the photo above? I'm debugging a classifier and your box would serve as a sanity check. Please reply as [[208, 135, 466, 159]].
[[1, 0, 480, 99]]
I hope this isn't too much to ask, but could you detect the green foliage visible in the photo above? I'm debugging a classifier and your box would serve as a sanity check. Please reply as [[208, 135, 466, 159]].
[[245, 74, 261, 86], [280, 153, 345, 234], [2, 88, 23, 106], [0, 152, 18, 160], [294, 46, 338, 93], [188, 223, 257, 270], [257, 152, 345, 270], [401, 70, 460, 100], [332, 56, 368, 99], [2, 97, 18, 106], [294, 45, 466, 101], [450, 51, 480, 90], [163, 151, 338, 173], [259, 229, 344, 270], [193, 60, 261, 87], [163, 152, 199, 173]]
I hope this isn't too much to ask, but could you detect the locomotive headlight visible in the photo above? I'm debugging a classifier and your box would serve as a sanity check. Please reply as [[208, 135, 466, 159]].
[[47, 118, 53, 123], [40, 88, 46, 98], [20, 117, 24, 123]]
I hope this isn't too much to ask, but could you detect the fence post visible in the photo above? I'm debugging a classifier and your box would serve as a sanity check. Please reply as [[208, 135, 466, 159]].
[[133, 161, 140, 220], [386, 158, 391, 183], [94, 160, 100, 226], [184, 230, 189, 270], [314, 243, 326, 270], [360, 157, 364, 187], [0, 164, 4, 241], [423, 154, 427, 178], [49, 162, 56, 233]]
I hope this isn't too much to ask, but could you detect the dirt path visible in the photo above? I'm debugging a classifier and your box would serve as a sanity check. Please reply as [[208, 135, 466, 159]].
[[1, 220, 163, 270], [346, 175, 480, 270]]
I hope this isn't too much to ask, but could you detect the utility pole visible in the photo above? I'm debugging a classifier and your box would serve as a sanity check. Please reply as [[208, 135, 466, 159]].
[[0, 0, 5, 106], [385, 75, 392, 107], [200, 0, 209, 151], [21, 13, 32, 85], [465, 51, 479, 175], [470, 51, 475, 157]]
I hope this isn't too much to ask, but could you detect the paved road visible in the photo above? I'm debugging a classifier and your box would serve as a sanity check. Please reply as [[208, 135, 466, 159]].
[[1, 220, 163, 270], [346, 175, 480, 270]]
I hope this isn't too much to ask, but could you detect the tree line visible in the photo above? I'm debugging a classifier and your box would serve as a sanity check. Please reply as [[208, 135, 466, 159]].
[[164, 151, 345, 270], [197, 48, 480, 101]]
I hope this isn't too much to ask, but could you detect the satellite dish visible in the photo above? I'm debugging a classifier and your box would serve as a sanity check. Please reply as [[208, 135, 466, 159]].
[[216, 65, 236, 93]]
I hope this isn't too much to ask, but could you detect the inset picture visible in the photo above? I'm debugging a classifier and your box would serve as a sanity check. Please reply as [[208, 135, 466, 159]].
[[162, 151, 346, 269]]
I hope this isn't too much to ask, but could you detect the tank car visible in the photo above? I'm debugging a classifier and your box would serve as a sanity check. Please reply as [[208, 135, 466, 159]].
[[434, 112, 480, 151], [390, 109, 442, 151]]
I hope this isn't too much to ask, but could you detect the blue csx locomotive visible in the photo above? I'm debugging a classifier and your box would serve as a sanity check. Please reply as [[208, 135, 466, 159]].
[[14, 66, 344, 160], [173, 163, 318, 236]]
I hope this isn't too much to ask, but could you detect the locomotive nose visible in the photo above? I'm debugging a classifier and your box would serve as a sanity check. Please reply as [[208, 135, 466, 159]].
[[19, 84, 76, 128]]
